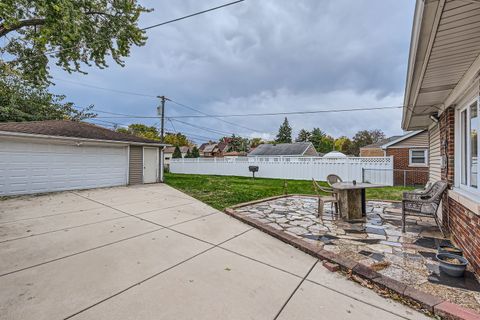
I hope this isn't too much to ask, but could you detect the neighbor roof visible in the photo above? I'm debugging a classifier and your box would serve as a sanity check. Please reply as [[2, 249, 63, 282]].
[[0, 120, 165, 145], [248, 142, 316, 156], [361, 136, 403, 149], [361, 131, 424, 150], [164, 146, 190, 153]]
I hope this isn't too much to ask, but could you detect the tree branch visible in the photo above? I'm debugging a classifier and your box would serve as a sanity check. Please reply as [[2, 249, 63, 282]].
[[0, 18, 45, 38]]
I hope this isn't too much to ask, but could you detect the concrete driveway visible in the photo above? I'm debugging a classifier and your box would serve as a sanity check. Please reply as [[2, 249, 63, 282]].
[[0, 184, 429, 320]]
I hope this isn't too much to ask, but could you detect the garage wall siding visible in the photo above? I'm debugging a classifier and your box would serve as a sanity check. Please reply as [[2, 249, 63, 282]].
[[129, 146, 143, 185], [0, 138, 128, 196]]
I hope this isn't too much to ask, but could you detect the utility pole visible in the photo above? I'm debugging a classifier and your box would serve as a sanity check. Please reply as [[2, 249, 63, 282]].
[[157, 96, 167, 142], [157, 96, 167, 183]]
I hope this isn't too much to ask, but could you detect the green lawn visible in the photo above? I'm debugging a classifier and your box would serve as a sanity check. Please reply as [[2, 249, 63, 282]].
[[164, 173, 413, 210]]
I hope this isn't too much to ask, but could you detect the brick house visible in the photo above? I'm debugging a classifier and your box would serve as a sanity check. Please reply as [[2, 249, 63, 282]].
[[360, 131, 429, 186], [403, 0, 480, 275]]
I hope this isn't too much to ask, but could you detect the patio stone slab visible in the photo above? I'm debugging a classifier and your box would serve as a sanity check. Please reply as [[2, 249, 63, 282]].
[[138, 203, 218, 226], [170, 212, 251, 244], [0, 229, 211, 320], [278, 280, 430, 320], [0, 217, 159, 276], [0, 206, 125, 242], [0, 193, 102, 223], [220, 228, 317, 277], [70, 248, 301, 320]]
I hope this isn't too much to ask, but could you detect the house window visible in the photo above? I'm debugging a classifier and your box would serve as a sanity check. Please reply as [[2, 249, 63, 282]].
[[457, 99, 479, 191], [409, 149, 427, 166]]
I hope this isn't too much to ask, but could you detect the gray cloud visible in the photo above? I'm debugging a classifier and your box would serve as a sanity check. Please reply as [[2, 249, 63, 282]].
[[51, 0, 415, 143]]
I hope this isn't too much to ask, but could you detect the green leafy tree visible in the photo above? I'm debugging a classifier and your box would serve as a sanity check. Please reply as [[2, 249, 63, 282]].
[[308, 128, 334, 153], [0, 75, 95, 122], [191, 146, 200, 158], [334, 136, 353, 154], [117, 124, 160, 140], [351, 129, 386, 156], [249, 137, 263, 148], [296, 129, 311, 142], [164, 132, 192, 146], [0, 0, 150, 122], [1, 0, 150, 85], [172, 146, 182, 159], [275, 117, 292, 143], [223, 134, 248, 152]]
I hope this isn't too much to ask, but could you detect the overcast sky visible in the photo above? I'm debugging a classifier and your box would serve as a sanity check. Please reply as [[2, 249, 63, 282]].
[[50, 0, 416, 144]]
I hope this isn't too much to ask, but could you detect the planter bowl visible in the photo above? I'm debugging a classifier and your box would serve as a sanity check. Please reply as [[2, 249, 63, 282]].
[[436, 253, 468, 277], [438, 245, 463, 256]]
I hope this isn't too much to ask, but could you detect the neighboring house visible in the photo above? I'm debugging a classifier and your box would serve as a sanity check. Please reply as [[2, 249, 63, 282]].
[[360, 131, 429, 186], [0, 120, 167, 196], [223, 151, 248, 158], [402, 0, 480, 275], [199, 141, 228, 157], [163, 146, 190, 166], [248, 142, 318, 157]]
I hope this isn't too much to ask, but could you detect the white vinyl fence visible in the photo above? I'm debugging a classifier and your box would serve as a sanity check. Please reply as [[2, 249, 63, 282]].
[[170, 156, 394, 186]]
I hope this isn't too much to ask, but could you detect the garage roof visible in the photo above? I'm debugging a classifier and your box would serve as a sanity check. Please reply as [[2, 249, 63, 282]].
[[0, 120, 167, 146]]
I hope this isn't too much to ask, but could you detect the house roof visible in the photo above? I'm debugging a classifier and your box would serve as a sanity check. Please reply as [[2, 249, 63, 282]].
[[361, 131, 425, 150], [164, 146, 190, 153], [0, 120, 165, 145], [361, 136, 403, 149], [402, 0, 480, 130], [203, 144, 217, 153], [248, 142, 315, 156]]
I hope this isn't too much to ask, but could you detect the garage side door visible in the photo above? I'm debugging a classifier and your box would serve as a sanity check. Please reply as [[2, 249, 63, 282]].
[[0, 139, 128, 196]]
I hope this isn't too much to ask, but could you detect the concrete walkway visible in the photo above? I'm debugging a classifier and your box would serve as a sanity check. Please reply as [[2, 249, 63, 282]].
[[0, 184, 430, 320]]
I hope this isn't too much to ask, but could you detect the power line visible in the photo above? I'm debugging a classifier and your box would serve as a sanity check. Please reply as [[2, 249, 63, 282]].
[[53, 78, 157, 98], [169, 118, 234, 136], [92, 105, 403, 119], [168, 98, 259, 132], [142, 0, 245, 31], [6, 0, 246, 64]]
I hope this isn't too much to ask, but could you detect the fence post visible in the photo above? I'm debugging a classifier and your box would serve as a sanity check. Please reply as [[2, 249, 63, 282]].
[[403, 170, 407, 187], [361, 168, 365, 183]]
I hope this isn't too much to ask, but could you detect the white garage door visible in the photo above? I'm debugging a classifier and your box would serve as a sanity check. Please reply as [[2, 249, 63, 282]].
[[0, 139, 129, 196]]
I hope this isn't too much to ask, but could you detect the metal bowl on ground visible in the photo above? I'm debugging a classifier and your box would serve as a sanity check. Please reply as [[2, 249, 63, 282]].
[[438, 245, 463, 256], [436, 253, 468, 277]]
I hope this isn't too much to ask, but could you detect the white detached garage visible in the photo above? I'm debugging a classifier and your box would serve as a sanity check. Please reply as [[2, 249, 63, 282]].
[[0, 120, 167, 196]]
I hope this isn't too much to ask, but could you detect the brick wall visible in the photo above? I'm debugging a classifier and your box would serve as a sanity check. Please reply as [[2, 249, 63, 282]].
[[439, 106, 480, 275], [446, 197, 480, 275], [359, 148, 384, 157], [386, 148, 429, 186]]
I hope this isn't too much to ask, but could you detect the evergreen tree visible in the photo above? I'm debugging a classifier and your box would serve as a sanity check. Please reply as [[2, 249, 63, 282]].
[[275, 117, 292, 143], [191, 146, 200, 158], [172, 146, 182, 159], [185, 149, 192, 158], [296, 129, 311, 142]]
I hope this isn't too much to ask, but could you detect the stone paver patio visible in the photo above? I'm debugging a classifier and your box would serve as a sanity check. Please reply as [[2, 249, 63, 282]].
[[233, 195, 480, 312]]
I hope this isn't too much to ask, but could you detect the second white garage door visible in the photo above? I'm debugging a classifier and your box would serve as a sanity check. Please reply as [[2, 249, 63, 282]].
[[0, 139, 129, 196]]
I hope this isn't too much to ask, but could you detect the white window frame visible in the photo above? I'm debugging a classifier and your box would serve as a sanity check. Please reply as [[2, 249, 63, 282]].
[[454, 96, 480, 194], [408, 149, 428, 167]]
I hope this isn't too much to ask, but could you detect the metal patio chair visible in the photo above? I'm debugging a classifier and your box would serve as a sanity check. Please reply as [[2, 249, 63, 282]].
[[402, 180, 448, 237], [312, 178, 340, 218], [326, 174, 342, 187]]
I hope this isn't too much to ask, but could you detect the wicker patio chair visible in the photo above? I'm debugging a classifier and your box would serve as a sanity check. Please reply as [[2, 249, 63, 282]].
[[312, 178, 340, 218], [326, 174, 342, 187], [402, 180, 448, 237]]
